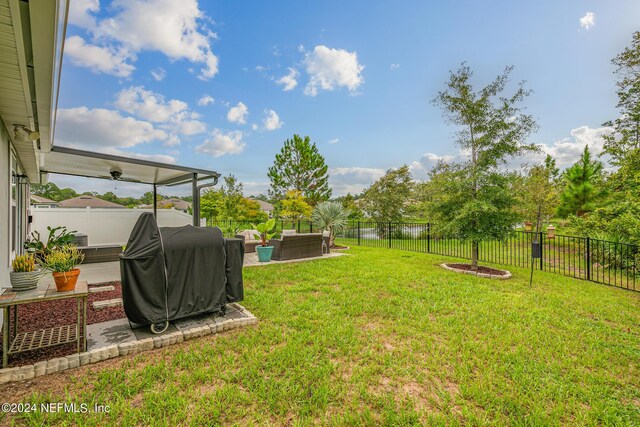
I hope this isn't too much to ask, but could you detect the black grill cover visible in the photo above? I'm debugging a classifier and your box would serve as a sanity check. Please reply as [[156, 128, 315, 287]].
[[120, 213, 243, 326]]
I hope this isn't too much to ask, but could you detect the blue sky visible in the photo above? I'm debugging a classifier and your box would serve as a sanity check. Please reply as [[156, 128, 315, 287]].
[[52, 0, 640, 197]]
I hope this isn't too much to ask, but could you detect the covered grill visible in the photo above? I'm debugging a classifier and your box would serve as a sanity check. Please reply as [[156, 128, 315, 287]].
[[120, 213, 244, 332]]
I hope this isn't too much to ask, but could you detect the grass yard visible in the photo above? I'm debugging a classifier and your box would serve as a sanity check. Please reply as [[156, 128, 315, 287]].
[[2, 245, 640, 425]]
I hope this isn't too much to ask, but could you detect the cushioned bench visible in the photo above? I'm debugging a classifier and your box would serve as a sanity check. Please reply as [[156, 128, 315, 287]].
[[78, 245, 123, 264], [269, 233, 324, 261]]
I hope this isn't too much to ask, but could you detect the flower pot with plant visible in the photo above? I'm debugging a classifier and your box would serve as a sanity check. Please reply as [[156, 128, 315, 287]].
[[10, 254, 45, 291], [252, 219, 276, 262], [43, 245, 85, 292]]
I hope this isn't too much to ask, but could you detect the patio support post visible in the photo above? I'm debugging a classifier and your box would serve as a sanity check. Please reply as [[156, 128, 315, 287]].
[[152, 184, 157, 218], [192, 173, 199, 226]]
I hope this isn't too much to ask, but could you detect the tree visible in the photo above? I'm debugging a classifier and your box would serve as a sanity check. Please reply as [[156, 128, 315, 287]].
[[340, 193, 364, 219], [200, 188, 224, 221], [360, 165, 414, 225], [312, 202, 351, 247], [280, 190, 312, 220], [514, 163, 559, 225], [236, 198, 268, 223], [557, 146, 605, 218], [431, 63, 539, 270], [602, 31, 640, 164], [101, 192, 119, 203], [30, 183, 78, 201], [220, 175, 244, 219], [268, 134, 331, 205]]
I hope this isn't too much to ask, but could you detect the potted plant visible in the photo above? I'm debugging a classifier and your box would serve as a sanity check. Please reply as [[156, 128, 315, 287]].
[[24, 226, 76, 263], [252, 219, 276, 262], [10, 254, 45, 291], [42, 245, 84, 292]]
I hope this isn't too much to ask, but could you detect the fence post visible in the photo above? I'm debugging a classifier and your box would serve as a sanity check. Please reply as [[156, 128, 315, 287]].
[[539, 232, 544, 270], [310, 221, 313, 233], [586, 237, 591, 281], [388, 222, 392, 248], [357, 221, 361, 246], [427, 223, 431, 253]]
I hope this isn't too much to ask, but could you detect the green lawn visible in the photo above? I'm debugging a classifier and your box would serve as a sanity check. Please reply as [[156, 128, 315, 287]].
[[3, 246, 640, 426]]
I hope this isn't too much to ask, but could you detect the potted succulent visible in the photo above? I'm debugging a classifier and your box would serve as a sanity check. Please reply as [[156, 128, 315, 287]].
[[42, 245, 84, 292], [252, 219, 276, 262], [10, 254, 45, 291]]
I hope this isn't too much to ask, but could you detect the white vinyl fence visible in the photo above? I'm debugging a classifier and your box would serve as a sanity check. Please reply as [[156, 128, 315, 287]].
[[30, 207, 204, 246]]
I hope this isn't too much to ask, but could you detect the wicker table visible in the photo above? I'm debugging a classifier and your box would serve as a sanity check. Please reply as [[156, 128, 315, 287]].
[[1, 281, 88, 368]]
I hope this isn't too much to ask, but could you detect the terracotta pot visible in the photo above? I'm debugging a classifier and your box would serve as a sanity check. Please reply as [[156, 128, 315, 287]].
[[52, 269, 80, 292]]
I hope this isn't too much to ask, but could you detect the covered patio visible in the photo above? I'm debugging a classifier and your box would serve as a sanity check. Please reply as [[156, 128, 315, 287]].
[[40, 146, 221, 225]]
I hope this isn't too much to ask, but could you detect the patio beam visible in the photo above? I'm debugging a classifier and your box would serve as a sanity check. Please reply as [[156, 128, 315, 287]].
[[152, 184, 157, 218], [192, 173, 199, 226]]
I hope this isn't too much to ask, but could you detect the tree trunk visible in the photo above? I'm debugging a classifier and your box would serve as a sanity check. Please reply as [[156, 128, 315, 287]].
[[471, 240, 479, 271]]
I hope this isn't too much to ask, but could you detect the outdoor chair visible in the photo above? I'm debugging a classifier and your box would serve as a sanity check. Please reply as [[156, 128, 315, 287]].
[[235, 229, 260, 253]]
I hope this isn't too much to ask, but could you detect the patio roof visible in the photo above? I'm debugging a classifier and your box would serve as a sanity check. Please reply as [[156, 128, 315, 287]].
[[40, 145, 220, 186]]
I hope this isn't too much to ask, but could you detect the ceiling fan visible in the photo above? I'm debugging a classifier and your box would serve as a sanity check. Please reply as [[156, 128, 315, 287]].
[[96, 167, 141, 183]]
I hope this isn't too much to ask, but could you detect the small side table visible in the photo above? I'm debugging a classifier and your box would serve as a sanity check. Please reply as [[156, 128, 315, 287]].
[[1, 281, 88, 368]]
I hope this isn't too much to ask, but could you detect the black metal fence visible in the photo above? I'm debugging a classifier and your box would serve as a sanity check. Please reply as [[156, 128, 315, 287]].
[[209, 219, 639, 292]]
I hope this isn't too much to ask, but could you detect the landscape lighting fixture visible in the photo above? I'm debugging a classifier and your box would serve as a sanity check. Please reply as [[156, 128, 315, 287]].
[[13, 125, 40, 141]]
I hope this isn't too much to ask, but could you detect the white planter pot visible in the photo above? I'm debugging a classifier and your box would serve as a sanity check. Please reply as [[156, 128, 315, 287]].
[[9, 269, 45, 291]]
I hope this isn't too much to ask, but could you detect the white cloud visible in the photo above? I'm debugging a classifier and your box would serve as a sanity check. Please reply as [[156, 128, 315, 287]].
[[538, 125, 613, 168], [150, 68, 166, 81], [329, 167, 385, 195], [255, 65, 268, 72], [303, 45, 364, 96], [114, 86, 206, 137], [390, 63, 400, 70], [64, 35, 135, 77], [56, 107, 170, 150], [408, 152, 459, 178], [328, 138, 339, 144], [195, 130, 246, 157], [93, 0, 219, 80], [580, 12, 596, 30], [276, 67, 299, 91], [262, 109, 283, 131], [115, 86, 187, 122], [227, 102, 248, 124], [197, 95, 215, 106], [68, 0, 99, 29]]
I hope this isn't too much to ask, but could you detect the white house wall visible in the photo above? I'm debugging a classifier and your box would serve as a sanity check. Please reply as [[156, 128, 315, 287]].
[[30, 208, 205, 246]]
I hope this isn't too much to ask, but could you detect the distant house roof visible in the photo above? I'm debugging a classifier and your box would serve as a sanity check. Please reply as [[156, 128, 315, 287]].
[[250, 199, 274, 211], [137, 198, 191, 211], [59, 195, 124, 208], [161, 198, 191, 211], [30, 194, 59, 205]]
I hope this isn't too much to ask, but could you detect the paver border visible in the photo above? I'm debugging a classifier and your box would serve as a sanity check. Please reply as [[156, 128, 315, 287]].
[[440, 263, 512, 280], [0, 304, 257, 384]]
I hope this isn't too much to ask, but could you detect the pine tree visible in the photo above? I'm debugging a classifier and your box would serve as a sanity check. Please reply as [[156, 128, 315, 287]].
[[267, 135, 331, 205], [557, 146, 605, 217]]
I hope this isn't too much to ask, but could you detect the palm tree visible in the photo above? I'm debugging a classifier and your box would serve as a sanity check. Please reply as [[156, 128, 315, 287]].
[[312, 202, 350, 247]]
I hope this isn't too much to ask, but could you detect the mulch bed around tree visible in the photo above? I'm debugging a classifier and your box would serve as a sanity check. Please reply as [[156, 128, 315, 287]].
[[0, 282, 126, 368], [330, 245, 350, 250], [445, 263, 510, 276]]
